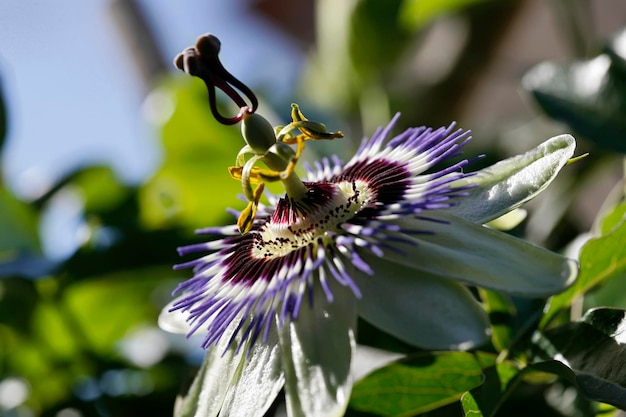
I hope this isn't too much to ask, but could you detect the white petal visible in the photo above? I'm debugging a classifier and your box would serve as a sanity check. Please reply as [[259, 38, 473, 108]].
[[355, 255, 490, 350], [352, 345, 404, 381], [279, 280, 357, 417], [448, 134, 575, 224], [174, 323, 245, 417], [159, 297, 197, 335], [485, 208, 527, 231], [218, 330, 285, 417], [388, 213, 578, 297]]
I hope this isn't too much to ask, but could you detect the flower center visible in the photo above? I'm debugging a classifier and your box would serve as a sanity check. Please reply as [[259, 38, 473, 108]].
[[252, 182, 372, 259]]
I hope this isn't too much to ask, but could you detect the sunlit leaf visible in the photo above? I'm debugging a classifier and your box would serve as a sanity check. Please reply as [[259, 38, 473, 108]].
[[63, 269, 168, 355], [33, 165, 129, 215], [32, 301, 81, 360], [1, 329, 75, 410], [306, 0, 412, 122], [399, 0, 492, 29], [71, 166, 129, 214], [583, 202, 626, 309], [531, 308, 626, 409], [140, 78, 245, 230], [0, 190, 52, 279], [349, 0, 409, 79], [350, 351, 484, 417], [0, 190, 40, 253], [461, 391, 482, 417], [542, 208, 626, 327], [599, 201, 626, 235]]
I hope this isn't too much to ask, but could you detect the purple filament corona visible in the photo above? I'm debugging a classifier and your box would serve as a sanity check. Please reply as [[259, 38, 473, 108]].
[[169, 116, 474, 353]]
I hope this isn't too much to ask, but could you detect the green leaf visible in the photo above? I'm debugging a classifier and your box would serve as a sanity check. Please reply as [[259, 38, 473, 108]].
[[0, 189, 53, 279], [62, 268, 168, 354], [33, 165, 129, 214], [461, 391, 482, 416], [583, 202, 626, 309], [4, 337, 75, 408], [531, 308, 626, 408], [140, 78, 246, 230], [522, 45, 626, 153], [463, 360, 519, 417], [0, 190, 40, 253], [349, 0, 409, 79], [599, 201, 626, 235], [71, 166, 128, 214], [478, 288, 516, 352], [32, 301, 81, 360], [542, 209, 626, 327], [350, 351, 484, 417], [448, 134, 576, 225], [399, 0, 492, 29]]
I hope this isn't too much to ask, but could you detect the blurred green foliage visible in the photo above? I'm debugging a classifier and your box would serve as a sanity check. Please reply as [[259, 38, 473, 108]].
[[523, 28, 626, 154], [0, 77, 219, 417], [398, 0, 491, 29], [139, 79, 244, 230], [1, 1, 626, 417]]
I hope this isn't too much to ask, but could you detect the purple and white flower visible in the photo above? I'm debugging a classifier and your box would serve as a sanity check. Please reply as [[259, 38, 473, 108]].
[[160, 113, 577, 417], [159, 33, 578, 417]]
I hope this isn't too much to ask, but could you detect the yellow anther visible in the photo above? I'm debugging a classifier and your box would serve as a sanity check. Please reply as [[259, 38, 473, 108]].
[[230, 165, 287, 183], [237, 201, 257, 234], [285, 104, 343, 142], [291, 103, 307, 122], [230, 104, 343, 233], [229, 166, 259, 183], [237, 183, 265, 234], [295, 120, 343, 141]]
